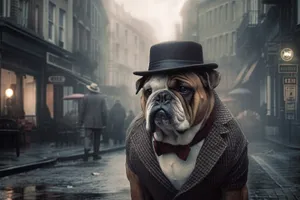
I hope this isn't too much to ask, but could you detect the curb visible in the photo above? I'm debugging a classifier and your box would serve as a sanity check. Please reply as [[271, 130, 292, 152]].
[[0, 145, 125, 178], [265, 137, 300, 150], [0, 158, 57, 178], [57, 145, 125, 162]]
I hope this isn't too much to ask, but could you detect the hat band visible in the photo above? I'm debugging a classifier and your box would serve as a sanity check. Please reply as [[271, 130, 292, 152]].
[[149, 59, 203, 71]]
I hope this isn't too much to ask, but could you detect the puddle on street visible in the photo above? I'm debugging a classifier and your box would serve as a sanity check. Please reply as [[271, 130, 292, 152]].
[[0, 185, 129, 200]]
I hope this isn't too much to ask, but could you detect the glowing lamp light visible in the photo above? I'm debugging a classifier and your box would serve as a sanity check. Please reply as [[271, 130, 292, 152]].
[[281, 48, 294, 62], [5, 88, 14, 98]]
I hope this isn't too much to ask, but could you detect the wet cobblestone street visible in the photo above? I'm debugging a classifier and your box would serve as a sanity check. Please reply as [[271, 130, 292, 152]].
[[0, 142, 299, 199]]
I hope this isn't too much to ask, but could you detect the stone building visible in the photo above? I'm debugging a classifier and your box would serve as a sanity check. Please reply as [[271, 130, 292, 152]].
[[102, 0, 157, 112], [181, 0, 245, 96]]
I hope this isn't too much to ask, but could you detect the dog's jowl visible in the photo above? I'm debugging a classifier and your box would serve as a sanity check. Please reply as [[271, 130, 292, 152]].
[[126, 41, 249, 200]]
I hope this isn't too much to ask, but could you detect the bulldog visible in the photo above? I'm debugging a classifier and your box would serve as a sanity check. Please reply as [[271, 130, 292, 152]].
[[125, 41, 249, 200]]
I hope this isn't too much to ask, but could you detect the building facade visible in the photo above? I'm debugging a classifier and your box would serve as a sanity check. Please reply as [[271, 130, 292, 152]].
[[102, 0, 157, 112], [234, 0, 300, 147], [181, 0, 244, 96], [90, 0, 109, 85], [0, 0, 110, 143]]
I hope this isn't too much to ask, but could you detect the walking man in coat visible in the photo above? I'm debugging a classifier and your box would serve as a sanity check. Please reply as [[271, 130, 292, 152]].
[[108, 100, 126, 145], [79, 83, 107, 161]]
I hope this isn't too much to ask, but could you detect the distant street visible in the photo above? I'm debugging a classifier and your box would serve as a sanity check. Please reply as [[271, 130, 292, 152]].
[[0, 142, 300, 200]]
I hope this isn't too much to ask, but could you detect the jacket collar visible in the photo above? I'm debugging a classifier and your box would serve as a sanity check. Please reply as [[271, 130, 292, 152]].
[[131, 92, 233, 194]]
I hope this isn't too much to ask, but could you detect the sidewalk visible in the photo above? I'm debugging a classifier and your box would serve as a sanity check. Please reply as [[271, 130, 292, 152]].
[[0, 142, 125, 177], [265, 135, 300, 150]]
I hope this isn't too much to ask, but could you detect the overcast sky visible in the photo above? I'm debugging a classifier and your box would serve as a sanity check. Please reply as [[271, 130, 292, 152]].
[[114, 0, 187, 42]]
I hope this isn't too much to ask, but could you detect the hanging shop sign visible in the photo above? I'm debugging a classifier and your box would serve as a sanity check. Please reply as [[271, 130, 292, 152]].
[[285, 101, 297, 120], [280, 48, 294, 62], [284, 84, 297, 102], [46, 52, 73, 71], [278, 64, 298, 73], [48, 76, 66, 84], [283, 77, 297, 85]]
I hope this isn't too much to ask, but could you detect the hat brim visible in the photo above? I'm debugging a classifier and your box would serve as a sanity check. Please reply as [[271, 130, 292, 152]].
[[86, 85, 100, 93], [133, 63, 218, 76]]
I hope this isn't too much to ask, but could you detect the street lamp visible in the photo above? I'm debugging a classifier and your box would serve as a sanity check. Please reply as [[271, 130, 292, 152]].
[[280, 48, 294, 62], [5, 88, 14, 98]]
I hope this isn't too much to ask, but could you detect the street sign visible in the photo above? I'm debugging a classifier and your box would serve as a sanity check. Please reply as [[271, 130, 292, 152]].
[[283, 77, 297, 84], [48, 76, 66, 84], [284, 84, 297, 101], [278, 64, 298, 73], [285, 101, 297, 120]]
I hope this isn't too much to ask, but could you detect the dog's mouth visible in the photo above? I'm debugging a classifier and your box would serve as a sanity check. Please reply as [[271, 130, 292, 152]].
[[148, 107, 185, 136]]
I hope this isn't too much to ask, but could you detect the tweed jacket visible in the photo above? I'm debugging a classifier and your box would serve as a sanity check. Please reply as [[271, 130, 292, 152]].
[[125, 93, 249, 200]]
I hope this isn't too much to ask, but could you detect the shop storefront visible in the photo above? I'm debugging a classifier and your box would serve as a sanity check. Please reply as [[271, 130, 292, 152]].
[[45, 52, 92, 122], [0, 20, 46, 129]]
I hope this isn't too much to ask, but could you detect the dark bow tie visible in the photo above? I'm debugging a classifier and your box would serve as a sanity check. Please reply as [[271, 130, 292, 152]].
[[153, 107, 216, 161], [153, 141, 191, 161]]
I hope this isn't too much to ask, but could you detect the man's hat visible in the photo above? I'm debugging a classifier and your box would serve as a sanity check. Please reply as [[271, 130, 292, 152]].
[[133, 41, 218, 76], [86, 83, 100, 93]]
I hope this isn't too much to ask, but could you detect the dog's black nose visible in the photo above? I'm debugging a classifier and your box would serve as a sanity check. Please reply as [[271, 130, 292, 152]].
[[155, 91, 172, 105]]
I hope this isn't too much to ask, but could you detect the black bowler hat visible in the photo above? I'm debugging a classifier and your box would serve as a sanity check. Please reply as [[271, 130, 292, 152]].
[[133, 41, 218, 76]]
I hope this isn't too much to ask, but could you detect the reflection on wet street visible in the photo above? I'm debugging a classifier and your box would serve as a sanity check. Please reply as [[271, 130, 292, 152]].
[[0, 143, 300, 199], [0, 151, 130, 200]]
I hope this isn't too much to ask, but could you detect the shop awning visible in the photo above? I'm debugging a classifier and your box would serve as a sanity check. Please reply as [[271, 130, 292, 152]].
[[242, 61, 259, 84], [232, 65, 248, 88]]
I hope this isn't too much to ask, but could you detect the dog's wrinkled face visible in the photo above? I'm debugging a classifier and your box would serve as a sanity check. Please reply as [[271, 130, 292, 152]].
[[136, 70, 220, 141]]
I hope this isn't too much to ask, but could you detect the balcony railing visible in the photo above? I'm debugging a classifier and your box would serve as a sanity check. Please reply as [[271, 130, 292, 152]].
[[236, 11, 259, 53]]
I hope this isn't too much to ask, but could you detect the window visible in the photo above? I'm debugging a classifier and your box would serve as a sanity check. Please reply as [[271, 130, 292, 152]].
[[125, 30, 128, 44], [298, 0, 300, 24], [232, 32, 236, 54], [116, 44, 120, 60], [34, 5, 39, 33], [214, 9, 217, 25], [243, 0, 248, 13], [116, 23, 119, 38], [86, 30, 90, 51], [134, 54, 138, 66], [225, 34, 228, 55], [91, 5, 94, 25], [225, 4, 228, 21], [249, 0, 259, 25], [232, 1, 236, 21], [140, 41, 145, 52], [124, 49, 128, 64], [2, 0, 11, 17], [219, 36, 223, 56], [219, 6, 223, 24], [134, 36, 138, 47], [18, 0, 29, 27], [79, 24, 84, 50], [48, 2, 56, 42], [58, 9, 66, 48]]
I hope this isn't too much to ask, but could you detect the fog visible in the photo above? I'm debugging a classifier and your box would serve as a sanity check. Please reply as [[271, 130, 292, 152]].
[[115, 0, 187, 41]]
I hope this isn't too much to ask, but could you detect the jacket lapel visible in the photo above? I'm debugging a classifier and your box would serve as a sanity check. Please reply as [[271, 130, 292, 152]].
[[175, 93, 233, 197], [132, 120, 178, 194]]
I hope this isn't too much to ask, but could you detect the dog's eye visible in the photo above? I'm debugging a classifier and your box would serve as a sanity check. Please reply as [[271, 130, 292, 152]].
[[179, 86, 190, 94], [144, 88, 152, 96]]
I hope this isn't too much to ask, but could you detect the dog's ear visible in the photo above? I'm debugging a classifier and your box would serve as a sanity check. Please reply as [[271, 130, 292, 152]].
[[198, 69, 221, 90], [135, 76, 147, 94]]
